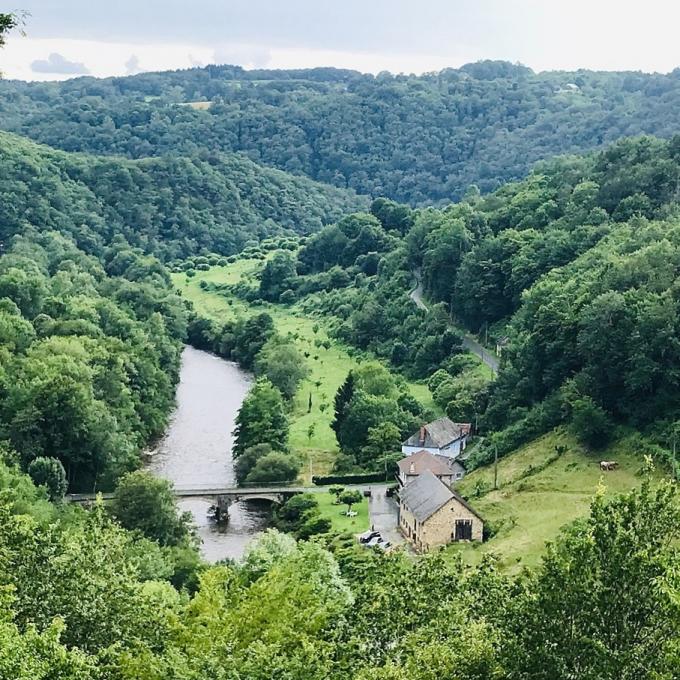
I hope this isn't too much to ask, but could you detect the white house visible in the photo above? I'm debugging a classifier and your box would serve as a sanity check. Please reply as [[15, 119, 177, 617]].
[[401, 417, 471, 460]]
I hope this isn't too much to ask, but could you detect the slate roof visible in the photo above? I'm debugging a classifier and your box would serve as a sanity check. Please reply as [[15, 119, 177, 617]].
[[399, 471, 455, 522], [398, 450, 465, 477], [402, 417, 471, 449], [399, 470, 483, 523]]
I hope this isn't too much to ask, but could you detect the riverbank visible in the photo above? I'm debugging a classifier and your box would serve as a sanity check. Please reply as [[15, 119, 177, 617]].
[[147, 346, 272, 561], [173, 259, 437, 480]]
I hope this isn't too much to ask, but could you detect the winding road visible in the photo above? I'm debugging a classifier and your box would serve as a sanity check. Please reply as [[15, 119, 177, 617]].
[[410, 271, 500, 374]]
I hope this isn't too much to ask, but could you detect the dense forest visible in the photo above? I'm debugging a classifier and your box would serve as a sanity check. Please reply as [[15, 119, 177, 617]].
[[0, 227, 187, 491], [4, 62, 680, 203], [0, 131, 364, 259], [2, 455, 678, 679], [226, 135, 680, 470], [1, 10, 680, 677]]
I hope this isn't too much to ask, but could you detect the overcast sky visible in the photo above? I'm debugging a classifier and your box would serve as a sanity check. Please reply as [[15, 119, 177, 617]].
[[3, 1, 680, 81]]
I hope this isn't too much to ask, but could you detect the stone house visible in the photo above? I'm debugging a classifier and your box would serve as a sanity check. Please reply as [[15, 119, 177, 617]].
[[401, 416, 471, 459], [397, 449, 466, 487], [398, 470, 483, 552]]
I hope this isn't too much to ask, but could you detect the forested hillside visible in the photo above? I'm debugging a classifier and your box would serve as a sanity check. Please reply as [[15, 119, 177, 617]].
[[0, 228, 186, 492], [0, 131, 364, 259], [4, 62, 680, 202], [231, 135, 680, 470]]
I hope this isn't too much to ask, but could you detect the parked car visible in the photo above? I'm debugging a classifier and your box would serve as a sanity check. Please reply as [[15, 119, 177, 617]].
[[358, 530, 380, 544], [366, 535, 385, 548]]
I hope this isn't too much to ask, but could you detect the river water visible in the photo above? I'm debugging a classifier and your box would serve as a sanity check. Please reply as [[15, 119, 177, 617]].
[[148, 346, 270, 561]]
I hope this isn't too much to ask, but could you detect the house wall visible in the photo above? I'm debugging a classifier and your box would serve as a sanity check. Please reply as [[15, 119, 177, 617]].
[[398, 503, 423, 551], [402, 472, 458, 486], [420, 498, 483, 550], [401, 445, 442, 456], [401, 436, 468, 459], [399, 497, 483, 552]]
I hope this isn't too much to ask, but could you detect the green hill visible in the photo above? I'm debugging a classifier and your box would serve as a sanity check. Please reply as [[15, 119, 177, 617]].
[[6, 62, 680, 203], [0, 131, 366, 259], [449, 428, 664, 571]]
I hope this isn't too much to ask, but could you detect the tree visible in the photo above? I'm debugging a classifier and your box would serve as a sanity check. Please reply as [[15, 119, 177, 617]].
[[232, 378, 289, 456], [110, 471, 193, 547], [244, 451, 301, 485], [508, 480, 680, 679], [273, 493, 320, 535], [332, 370, 355, 436], [362, 422, 402, 466], [241, 528, 297, 582], [337, 391, 405, 457], [307, 423, 316, 443], [27, 457, 67, 502], [259, 251, 298, 301], [0, 12, 22, 55], [254, 338, 309, 400], [234, 443, 273, 485], [571, 396, 612, 449], [338, 489, 363, 515]]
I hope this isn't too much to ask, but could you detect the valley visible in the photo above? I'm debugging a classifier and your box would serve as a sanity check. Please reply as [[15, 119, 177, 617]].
[[173, 257, 437, 478], [1, 7, 679, 677]]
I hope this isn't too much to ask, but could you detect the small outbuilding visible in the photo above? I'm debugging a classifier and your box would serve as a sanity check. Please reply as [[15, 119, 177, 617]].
[[398, 470, 483, 552], [401, 417, 471, 459]]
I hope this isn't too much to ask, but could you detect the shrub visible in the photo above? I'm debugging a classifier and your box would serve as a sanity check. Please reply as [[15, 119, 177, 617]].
[[244, 452, 301, 485], [27, 456, 67, 501]]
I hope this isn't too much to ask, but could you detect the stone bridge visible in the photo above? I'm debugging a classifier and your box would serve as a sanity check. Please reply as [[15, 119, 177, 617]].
[[67, 485, 312, 521]]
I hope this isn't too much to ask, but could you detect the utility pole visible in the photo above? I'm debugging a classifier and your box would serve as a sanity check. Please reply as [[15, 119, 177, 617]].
[[673, 432, 677, 481], [493, 442, 499, 490]]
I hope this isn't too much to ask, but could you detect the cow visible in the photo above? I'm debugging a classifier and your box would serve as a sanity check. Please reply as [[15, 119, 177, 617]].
[[599, 460, 619, 471]]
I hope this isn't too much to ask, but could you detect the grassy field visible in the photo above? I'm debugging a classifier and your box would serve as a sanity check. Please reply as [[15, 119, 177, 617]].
[[173, 260, 437, 479], [314, 492, 369, 533], [445, 428, 664, 572]]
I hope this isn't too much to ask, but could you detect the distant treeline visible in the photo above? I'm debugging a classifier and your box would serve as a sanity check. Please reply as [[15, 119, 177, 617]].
[[5, 61, 680, 203]]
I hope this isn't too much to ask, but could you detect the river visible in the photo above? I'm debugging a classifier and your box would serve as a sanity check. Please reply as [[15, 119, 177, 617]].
[[147, 346, 270, 561]]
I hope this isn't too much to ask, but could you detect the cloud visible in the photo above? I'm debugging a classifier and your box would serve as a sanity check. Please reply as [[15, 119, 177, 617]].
[[188, 53, 205, 68], [31, 52, 90, 74], [213, 44, 271, 69], [125, 54, 143, 75]]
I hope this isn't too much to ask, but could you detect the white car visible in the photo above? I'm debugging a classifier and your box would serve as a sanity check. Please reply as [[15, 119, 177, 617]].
[[365, 535, 385, 548]]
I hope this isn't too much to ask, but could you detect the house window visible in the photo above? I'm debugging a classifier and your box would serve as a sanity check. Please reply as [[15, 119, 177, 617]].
[[454, 519, 473, 541]]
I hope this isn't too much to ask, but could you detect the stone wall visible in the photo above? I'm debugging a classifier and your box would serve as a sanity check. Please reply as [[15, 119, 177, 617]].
[[399, 497, 483, 552], [420, 498, 483, 550]]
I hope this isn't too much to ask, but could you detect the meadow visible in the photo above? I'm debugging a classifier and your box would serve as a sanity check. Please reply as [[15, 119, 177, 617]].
[[446, 427, 663, 571], [173, 259, 436, 480]]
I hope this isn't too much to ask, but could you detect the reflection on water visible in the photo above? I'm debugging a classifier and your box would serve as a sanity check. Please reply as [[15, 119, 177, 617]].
[[148, 346, 271, 561], [178, 498, 272, 562]]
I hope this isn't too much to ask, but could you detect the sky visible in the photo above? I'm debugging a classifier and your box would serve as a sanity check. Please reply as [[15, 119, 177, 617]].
[[2, 1, 680, 81]]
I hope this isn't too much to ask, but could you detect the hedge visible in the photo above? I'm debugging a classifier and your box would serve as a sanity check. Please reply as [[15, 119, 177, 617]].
[[312, 472, 387, 486]]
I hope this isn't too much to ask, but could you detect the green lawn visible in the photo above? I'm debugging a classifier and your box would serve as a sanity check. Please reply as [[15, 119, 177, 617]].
[[444, 428, 664, 572], [173, 260, 437, 480], [315, 492, 369, 533]]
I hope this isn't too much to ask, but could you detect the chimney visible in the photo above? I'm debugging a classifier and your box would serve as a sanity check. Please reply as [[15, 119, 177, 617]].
[[409, 461, 416, 474], [419, 426, 426, 445]]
